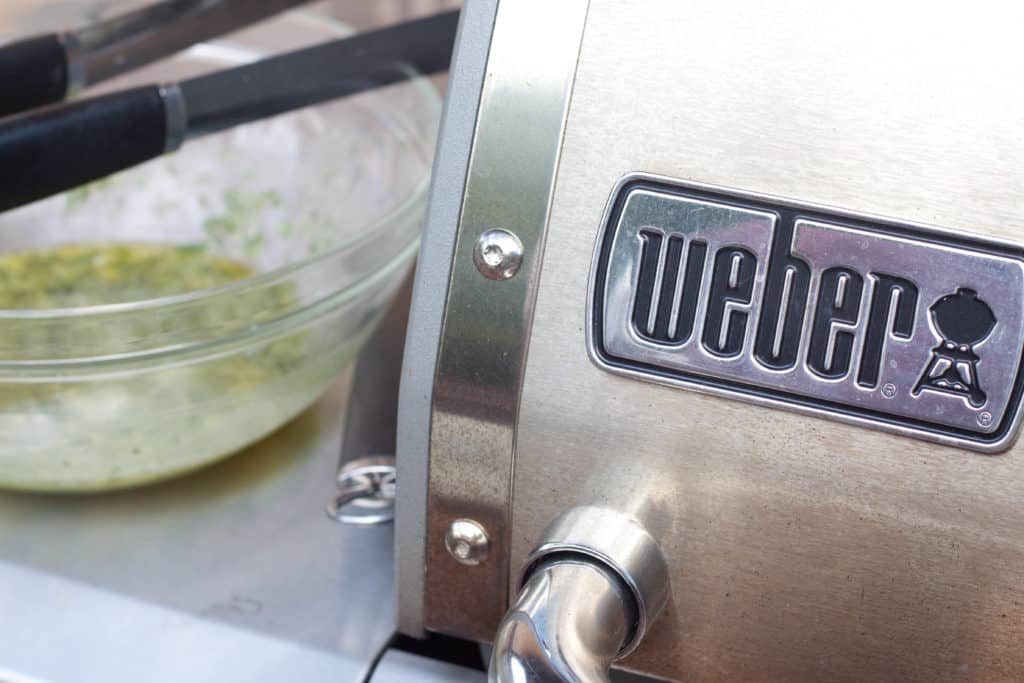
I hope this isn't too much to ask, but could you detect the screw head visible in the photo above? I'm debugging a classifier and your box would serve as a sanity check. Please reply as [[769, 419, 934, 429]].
[[473, 229, 523, 280], [978, 411, 993, 428], [444, 518, 490, 566], [881, 383, 898, 399]]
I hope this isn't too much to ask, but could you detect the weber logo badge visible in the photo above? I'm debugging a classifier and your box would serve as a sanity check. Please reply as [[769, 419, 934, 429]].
[[589, 175, 1024, 451]]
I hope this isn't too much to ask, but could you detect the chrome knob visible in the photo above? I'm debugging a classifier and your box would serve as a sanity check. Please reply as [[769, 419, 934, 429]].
[[489, 507, 670, 683]]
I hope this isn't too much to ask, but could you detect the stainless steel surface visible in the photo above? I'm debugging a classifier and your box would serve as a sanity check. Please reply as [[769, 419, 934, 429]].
[[591, 174, 1024, 452], [159, 81, 187, 151], [488, 507, 670, 683], [424, 0, 591, 640], [0, 560, 363, 683], [489, 557, 634, 683], [507, 0, 1024, 679], [179, 10, 458, 139], [524, 507, 669, 656], [0, 374, 396, 679], [373, 649, 487, 683], [67, 0, 311, 88], [474, 228, 524, 280], [445, 518, 491, 566], [396, 0, 498, 637], [327, 455, 397, 525]]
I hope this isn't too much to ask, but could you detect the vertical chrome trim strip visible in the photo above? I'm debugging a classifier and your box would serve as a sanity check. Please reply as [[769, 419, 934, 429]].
[[396, 0, 500, 637], [423, 0, 591, 640]]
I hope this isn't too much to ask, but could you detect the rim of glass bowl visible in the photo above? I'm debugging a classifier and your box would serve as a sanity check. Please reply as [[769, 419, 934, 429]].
[[0, 13, 440, 370]]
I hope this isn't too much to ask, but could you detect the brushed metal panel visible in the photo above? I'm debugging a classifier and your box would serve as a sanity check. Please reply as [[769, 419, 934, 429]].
[[423, 0, 590, 641], [513, 0, 1024, 680]]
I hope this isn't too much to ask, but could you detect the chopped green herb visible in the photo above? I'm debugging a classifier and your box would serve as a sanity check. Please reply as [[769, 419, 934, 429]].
[[0, 243, 252, 309]]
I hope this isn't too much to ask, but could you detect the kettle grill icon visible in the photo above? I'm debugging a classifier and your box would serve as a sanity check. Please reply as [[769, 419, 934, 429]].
[[913, 288, 996, 408]]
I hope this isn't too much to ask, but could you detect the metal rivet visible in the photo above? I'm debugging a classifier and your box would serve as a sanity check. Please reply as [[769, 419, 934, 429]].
[[444, 518, 490, 566], [473, 229, 523, 280]]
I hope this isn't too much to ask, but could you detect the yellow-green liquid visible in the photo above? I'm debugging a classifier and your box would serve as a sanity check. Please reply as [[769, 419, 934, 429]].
[[0, 242, 350, 492], [0, 242, 253, 309]]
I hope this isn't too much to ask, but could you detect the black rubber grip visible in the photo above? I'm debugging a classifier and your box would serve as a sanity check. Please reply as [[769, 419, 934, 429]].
[[0, 85, 168, 212], [0, 33, 69, 119]]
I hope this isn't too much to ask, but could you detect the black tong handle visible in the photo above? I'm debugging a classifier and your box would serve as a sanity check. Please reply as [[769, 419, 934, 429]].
[[0, 34, 69, 119], [0, 86, 168, 212]]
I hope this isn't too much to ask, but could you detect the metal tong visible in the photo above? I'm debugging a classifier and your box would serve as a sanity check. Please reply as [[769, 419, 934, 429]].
[[0, 0, 322, 120], [0, 6, 460, 213]]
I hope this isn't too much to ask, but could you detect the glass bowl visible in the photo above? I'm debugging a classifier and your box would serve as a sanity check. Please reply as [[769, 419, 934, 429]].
[[0, 10, 440, 491]]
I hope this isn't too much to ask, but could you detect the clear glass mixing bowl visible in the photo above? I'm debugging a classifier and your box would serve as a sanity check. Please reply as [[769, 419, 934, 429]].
[[0, 9, 440, 491]]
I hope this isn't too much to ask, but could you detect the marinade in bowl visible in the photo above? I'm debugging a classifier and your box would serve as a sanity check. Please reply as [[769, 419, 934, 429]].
[[0, 11, 439, 491]]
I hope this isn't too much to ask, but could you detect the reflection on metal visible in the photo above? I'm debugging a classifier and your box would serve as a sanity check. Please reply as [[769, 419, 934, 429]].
[[444, 518, 491, 566], [590, 175, 1024, 452], [326, 456, 397, 526], [424, 0, 591, 639], [159, 83, 188, 152], [524, 507, 670, 655], [489, 508, 669, 682], [474, 229, 524, 280], [490, 559, 632, 683], [511, 0, 1024, 679]]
